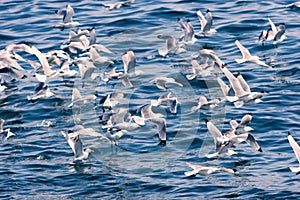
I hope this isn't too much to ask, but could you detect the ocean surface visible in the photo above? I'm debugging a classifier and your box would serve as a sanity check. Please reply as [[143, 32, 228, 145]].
[[1, 0, 300, 199]]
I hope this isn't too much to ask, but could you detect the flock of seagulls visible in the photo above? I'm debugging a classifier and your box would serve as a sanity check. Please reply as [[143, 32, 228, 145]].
[[0, 2, 299, 178]]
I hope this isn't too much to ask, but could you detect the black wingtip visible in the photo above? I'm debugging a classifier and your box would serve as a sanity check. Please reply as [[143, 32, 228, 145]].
[[206, 9, 210, 13], [187, 19, 190, 22], [204, 118, 209, 123], [288, 132, 291, 136], [55, 10, 58, 14], [258, 147, 263, 152], [196, 9, 199, 12], [232, 168, 238, 173]]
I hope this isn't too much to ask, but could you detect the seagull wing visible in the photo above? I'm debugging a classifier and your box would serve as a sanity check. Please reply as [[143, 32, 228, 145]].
[[203, 10, 213, 33], [0, 119, 4, 132], [196, 9, 206, 31], [235, 40, 252, 60], [217, 77, 229, 97], [122, 50, 136, 74], [185, 162, 202, 176], [268, 17, 277, 35], [288, 133, 300, 165], [237, 73, 251, 93], [149, 117, 166, 141]]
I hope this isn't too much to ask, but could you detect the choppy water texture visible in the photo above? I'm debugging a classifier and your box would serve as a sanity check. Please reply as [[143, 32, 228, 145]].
[[1, 0, 300, 199]]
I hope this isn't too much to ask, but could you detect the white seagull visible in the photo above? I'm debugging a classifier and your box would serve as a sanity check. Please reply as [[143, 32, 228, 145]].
[[61, 130, 93, 161], [196, 9, 217, 36], [55, 5, 80, 30], [287, 132, 300, 173], [158, 35, 186, 57], [184, 162, 236, 176], [235, 39, 268, 67], [230, 113, 254, 134]]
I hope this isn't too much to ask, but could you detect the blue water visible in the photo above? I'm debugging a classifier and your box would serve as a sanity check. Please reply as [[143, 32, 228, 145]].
[[1, 0, 300, 199]]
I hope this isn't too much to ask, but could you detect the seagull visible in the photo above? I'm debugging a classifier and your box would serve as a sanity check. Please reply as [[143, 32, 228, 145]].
[[235, 39, 268, 67], [56, 61, 77, 77], [191, 95, 221, 111], [100, 0, 135, 10], [153, 77, 183, 90], [88, 46, 114, 67], [61, 130, 93, 161], [287, 2, 300, 10], [287, 132, 300, 173], [55, 5, 80, 30], [0, 119, 15, 143], [105, 128, 127, 144], [205, 119, 262, 158], [184, 162, 236, 176], [73, 57, 96, 80], [177, 18, 196, 43], [185, 60, 213, 80], [258, 18, 277, 45], [156, 92, 179, 114], [158, 35, 186, 57], [230, 113, 254, 134], [140, 100, 167, 143], [27, 73, 54, 101], [196, 9, 217, 36], [198, 49, 226, 68], [273, 23, 286, 48], [68, 87, 97, 108]]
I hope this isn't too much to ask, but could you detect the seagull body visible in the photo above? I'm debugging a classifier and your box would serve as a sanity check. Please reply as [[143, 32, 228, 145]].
[[235, 39, 268, 67], [196, 9, 217, 36], [184, 162, 235, 176], [205, 119, 262, 158], [288, 133, 300, 173], [61, 130, 92, 161]]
